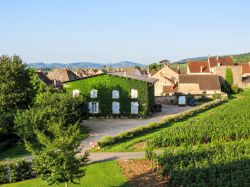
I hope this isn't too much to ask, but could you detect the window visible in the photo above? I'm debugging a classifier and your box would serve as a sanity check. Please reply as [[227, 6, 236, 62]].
[[90, 89, 97, 98], [89, 102, 99, 113], [112, 90, 119, 99], [112, 102, 120, 114], [131, 102, 139, 114], [131, 89, 138, 99], [72, 89, 80, 97]]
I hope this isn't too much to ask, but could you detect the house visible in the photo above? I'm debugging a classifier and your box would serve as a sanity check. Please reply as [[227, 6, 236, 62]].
[[36, 70, 53, 86], [113, 67, 143, 76], [177, 74, 221, 94], [152, 64, 180, 96], [187, 56, 234, 74], [47, 68, 79, 82], [64, 73, 157, 117], [75, 68, 88, 78]]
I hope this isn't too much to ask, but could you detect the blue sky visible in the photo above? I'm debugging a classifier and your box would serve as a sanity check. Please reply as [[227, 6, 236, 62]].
[[0, 0, 250, 64]]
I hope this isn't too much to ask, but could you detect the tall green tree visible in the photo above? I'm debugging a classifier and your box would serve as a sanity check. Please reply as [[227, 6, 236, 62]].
[[25, 123, 88, 187], [0, 55, 34, 138], [225, 68, 234, 86]]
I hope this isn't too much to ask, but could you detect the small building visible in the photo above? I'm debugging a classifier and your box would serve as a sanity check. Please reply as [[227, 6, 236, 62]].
[[47, 68, 79, 82], [64, 73, 157, 117], [152, 64, 180, 96], [177, 74, 221, 95]]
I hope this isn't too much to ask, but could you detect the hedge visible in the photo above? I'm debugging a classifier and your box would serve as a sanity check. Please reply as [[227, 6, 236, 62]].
[[97, 97, 228, 147], [0, 159, 35, 184]]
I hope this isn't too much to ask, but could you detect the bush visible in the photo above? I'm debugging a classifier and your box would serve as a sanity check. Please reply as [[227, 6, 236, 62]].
[[0, 159, 34, 184], [98, 97, 228, 147]]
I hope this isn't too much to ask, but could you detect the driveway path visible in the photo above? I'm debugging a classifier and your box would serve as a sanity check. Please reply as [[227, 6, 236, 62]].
[[81, 105, 195, 151], [88, 150, 163, 163]]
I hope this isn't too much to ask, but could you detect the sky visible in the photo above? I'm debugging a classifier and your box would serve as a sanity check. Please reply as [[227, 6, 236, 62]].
[[0, 0, 250, 65]]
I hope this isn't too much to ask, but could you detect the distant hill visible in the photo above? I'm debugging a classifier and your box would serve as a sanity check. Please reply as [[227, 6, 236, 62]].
[[174, 52, 250, 64], [27, 61, 145, 69]]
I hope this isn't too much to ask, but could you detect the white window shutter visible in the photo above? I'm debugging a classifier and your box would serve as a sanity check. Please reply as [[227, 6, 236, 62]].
[[90, 89, 97, 98], [88, 102, 92, 112], [131, 102, 139, 114], [72, 89, 80, 97], [112, 90, 119, 99], [131, 89, 138, 99], [112, 102, 120, 114]]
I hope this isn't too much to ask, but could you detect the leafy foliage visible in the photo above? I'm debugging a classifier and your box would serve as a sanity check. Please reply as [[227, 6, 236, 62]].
[[14, 91, 85, 140], [0, 55, 34, 138], [65, 74, 154, 117], [233, 52, 250, 63], [157, 141, 250, 186], [25, 123, 88, 187]]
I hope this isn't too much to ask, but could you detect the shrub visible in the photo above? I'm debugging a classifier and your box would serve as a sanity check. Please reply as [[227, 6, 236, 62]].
[[0, 159, 34, 184]]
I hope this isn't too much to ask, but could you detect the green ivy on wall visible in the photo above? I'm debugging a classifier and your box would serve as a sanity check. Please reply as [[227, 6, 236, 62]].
[[64, 74, 155, 117]]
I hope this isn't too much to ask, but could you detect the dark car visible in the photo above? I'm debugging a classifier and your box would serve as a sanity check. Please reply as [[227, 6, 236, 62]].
[[188, 98, 197, 106]]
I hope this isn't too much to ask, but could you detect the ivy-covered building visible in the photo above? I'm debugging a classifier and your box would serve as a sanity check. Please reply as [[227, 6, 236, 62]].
[[64, 73, 157, 117]]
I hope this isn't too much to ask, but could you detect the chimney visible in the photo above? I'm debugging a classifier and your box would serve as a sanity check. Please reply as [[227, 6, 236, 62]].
[[147, 68, 150, 74], [178, 65, 181, 74], [200, 66, 203, 72], [124, 71, 127, 77], [216, 55, 219, 61], [208, 55, 210, 63], [53, 79, 57, 86]]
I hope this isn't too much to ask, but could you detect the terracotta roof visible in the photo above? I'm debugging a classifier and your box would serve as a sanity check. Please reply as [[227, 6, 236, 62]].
[[239, 63, 250, 74], [75, 68, 88, 78], [47, 68, 79, 82], [209, 56, 234, 67], [187, 61, 210, 73], [179, 74, 221, 91], [36, 71, 53, 86]]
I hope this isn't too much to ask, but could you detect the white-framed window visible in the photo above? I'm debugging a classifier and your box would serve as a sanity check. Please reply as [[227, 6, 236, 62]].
[[90, 89, 98, 98], [72, 89, 80, 97], [131, 102, 139, 114], [89, 102, 99, 113], [112, 102, 120, 114], [112, 90, 119, 99], [131, 89, 138, 99]]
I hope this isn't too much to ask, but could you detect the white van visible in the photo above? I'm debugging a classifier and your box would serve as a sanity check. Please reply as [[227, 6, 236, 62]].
[[178, 96, 187, 106]]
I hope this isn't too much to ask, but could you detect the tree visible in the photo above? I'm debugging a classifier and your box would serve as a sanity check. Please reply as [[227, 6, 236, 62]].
[[225, 68, 234, 87], [14, 91, 85, 140], [0, 55, 34, 138], [0, 55, 34, 110], [25, 123, 88, 187], [159, 59, 170, 65]]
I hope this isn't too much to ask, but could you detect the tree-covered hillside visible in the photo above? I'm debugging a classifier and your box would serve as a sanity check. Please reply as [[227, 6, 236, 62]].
[[233, 52, 250, 63]]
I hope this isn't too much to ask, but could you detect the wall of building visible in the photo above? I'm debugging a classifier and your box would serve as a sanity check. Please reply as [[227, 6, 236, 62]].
[[214, 66, 243, 87], [64, 74, 154, 117]]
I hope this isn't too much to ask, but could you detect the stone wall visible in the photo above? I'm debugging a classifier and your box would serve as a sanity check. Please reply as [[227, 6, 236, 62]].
[[214, 66, 243, 87]]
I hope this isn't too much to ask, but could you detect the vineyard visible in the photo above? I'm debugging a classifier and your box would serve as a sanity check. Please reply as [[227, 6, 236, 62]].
[[148, 90, 250, 186]]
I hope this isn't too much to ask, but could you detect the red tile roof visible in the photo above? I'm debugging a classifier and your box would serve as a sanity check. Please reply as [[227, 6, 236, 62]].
[[209, 56, 234, 67], [187, 61, 210, 73], [239, 63, 250, 74], [179, 74, 221, 91]]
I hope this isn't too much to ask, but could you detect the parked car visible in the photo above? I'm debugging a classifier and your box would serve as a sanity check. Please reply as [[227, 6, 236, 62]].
[[188, 98, 197, 106], [178, 96, 187, 106]]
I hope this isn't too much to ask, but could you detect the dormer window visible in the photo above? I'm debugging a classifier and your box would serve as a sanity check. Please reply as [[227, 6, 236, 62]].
[[112, 90, 119, 99], [72, 89, 80, 97], [131, 89, 138, 99], [90, 89, 98, 98]]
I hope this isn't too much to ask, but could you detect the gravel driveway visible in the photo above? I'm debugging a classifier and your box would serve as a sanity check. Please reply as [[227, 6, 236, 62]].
[[81, 105, 195, 151]]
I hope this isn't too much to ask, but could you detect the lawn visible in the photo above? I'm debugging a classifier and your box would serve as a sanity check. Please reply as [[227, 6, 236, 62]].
[[1, 161, 129, 187]]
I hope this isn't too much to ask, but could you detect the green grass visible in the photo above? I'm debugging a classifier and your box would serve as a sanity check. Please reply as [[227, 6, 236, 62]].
[[1, 161, 129, 187], [98, 91, 250, 152], [0, 125, 89, 161]]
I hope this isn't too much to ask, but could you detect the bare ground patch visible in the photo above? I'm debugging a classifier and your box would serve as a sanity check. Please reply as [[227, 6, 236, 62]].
[[119, 159, 169, 187]]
